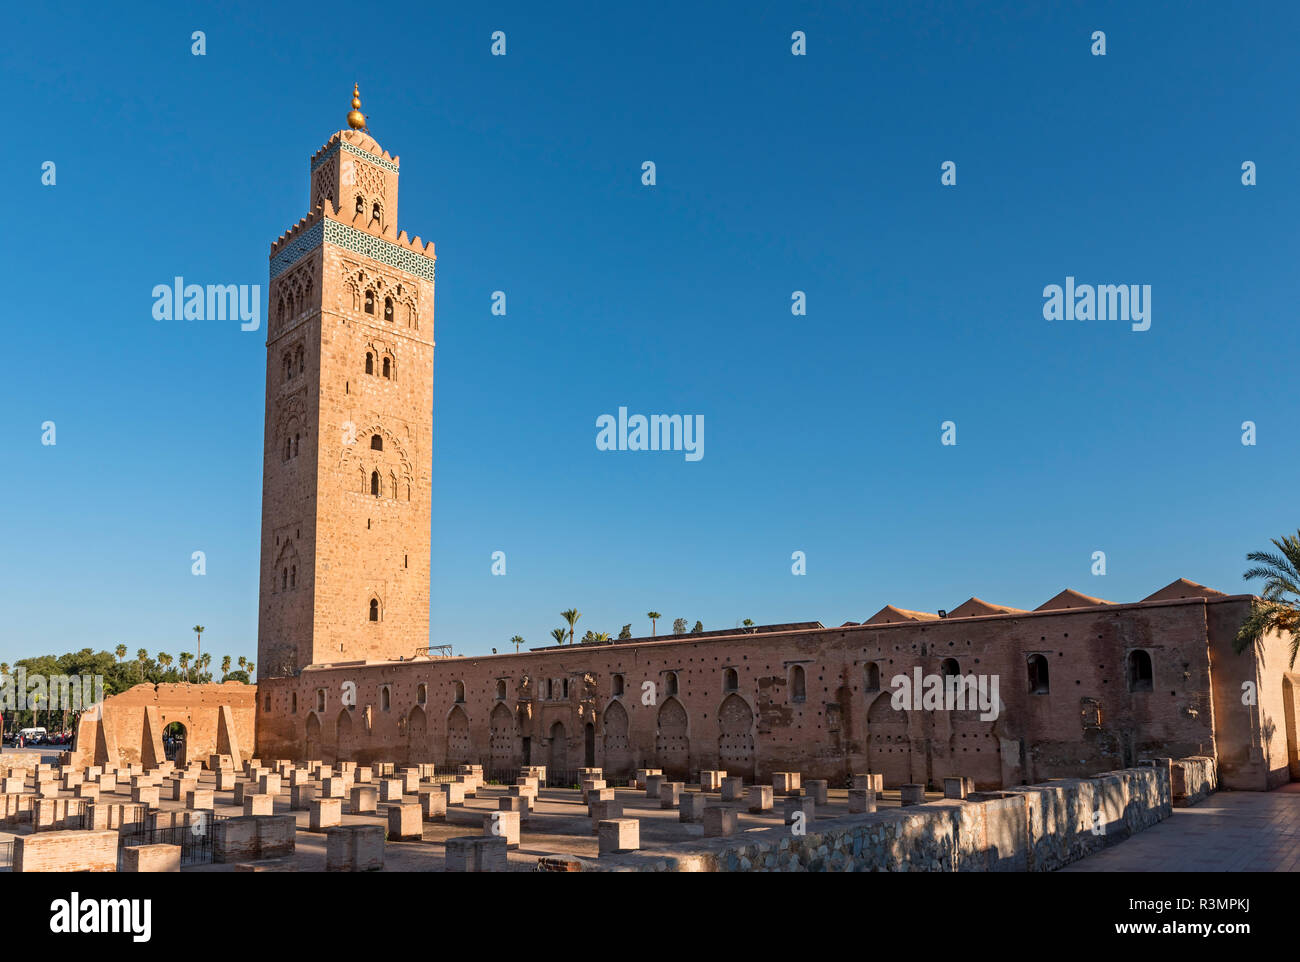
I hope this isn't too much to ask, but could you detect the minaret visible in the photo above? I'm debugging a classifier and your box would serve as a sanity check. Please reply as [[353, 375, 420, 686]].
[[257, 86, 437, 677]]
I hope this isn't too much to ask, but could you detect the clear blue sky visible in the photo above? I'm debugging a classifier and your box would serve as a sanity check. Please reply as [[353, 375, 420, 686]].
[[4, 0, 1297, 669]]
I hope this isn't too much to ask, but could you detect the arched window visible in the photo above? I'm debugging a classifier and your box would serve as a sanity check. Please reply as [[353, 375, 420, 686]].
[[1027, 654, 1050, 694], [562, 678, 569, 699], [297, 347, 304, 374], [364, 290, 375, 314], [284, 437, 292, 461], [384, 297, 393, 321], [380, 687, 390, 711], [290, 692, 297, 713], [416, 683, 427, 705], [281, 568, 287, 589], [382, 357, 391, 378], [368, 598, 379, 622], [316, 688, 326, 712], [372, 202, 381, 221], [365, 352, 374, 374], [290, 565, 296, 588], [611, 673, 624, 697], [723, 668, 738, 692], [370, 434, 382, 451], [865, 663, 880, 692], [665, 671, 678, 696], [282, 354, 291, 381], [790, 665, 806, 702], [355, 195, 364, 214], [495, 680, 506, 700], [371, 471, 380, 497], [293, 433, 300, 456], [390, 475, 397, 499], [940, 658, 960, 678], [454, 681, 465, 703], [1127, 650, 1153, 692]]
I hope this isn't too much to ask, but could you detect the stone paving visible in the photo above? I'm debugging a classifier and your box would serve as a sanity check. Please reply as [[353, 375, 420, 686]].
[[1063, 784, 1300, 872]]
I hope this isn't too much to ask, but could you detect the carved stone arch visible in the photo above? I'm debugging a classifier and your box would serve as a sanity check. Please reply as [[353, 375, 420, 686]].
[[601, 699, 631, 776], [489, 702, 519, 773], [335, 707, 354, 761], [866, 690, 912, 788], [445, 704, 470, 765], [655, 697, 690, 780], [407, 705, 431, 764], [717, 693, 755, 780]]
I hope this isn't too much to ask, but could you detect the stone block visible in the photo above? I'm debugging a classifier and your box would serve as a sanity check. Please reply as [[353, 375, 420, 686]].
[[747, 785, 774, 813], [721, 777, 745, 801], [848, 789, 876, 814], [659, 782, 684, 809], [943, 776, 968, 800], [14, 830, 118, 872], [380, 778, 405, 802], [350, 785, 378, 814], [783, 795, 815, 825], [699, 770, 725, 791], [291, 784, 317, 810], [243, 794, 273, 816], [310, 797, 343, 831], [852, 773, 883, 792], [484, 809, 520, 847], [900, 784, 925, 807], [121, 843, 181, 873], [419, 789, 447, 820], [773, 772, 802, 796], [804, 779, 828, 805], [445, 835, 507, 872], [589, 799, 623, 833], [679, 793, 708, 823], [442, 782, 466, 806], [597, 818, 639, 854], [257, 774, 282, 796], [703, 806, 737, 837], [171, 778, 197, 801], [322, 776, 347, 799], [645, 774, 664, 798], [325, 825, 385, 872], [387, 801, 422, 841]]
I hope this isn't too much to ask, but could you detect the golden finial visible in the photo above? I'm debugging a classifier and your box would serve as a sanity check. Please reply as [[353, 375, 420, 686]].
[[347, 83, 367, 130]]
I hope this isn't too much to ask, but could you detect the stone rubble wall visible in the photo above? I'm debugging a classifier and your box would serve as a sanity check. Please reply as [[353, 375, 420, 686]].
[[586, 756, 1214, 873]]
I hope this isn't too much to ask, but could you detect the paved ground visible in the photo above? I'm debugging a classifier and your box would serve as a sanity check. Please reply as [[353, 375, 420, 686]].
[[1064, 784, 1300, 872]]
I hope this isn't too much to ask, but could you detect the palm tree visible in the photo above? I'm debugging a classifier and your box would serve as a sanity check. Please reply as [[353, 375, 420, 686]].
[[246, 661, 255, 681], [647, 612, 661, 637], [593, 631, 612, 643], [114, 644, 126, 662], [510, 635, 524, 654], [561, 609, 581, 645], [237, 655, 247, 675], [136, 649, 148, 682], [742, 619, 755, 628], [221, 655, 231, 680], [178, 652, 191, 681], [192, 625, 205, 671], [1236, 529, 1300, 668], [550, 627, 567, 646]]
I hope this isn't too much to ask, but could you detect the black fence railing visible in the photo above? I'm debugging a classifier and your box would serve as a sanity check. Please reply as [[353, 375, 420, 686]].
[[117, 813, 230, 868]]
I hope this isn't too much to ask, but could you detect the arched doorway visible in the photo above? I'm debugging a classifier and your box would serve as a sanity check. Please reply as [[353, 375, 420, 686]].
[[717, 694, 755, 779], [489, 703, 519, 774], [1284, 674, 1300, 781], [584, 722, 596, 768], [866, 693, 910, 787], [407, 706, 429, 764], [655, 697, 689, 780], [163, 721, 188, 766], [336, 708, 354, 762], [445, 706, 470, 765], [602, 701, 631, 776], [304, 713, 322, 762], [548, 721, 568, 777]]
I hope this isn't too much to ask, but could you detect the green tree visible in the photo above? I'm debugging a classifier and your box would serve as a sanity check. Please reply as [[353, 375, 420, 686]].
[[550, 627, 567, 646], [114, 644, 126, 662], [742, 619, 755, 628], [561, 609, 581, 645], [178, 652, 191, 681], [510, 635, 524, 654], [672, 618, 687, 635], [691, 621, 703, 634], [1236, 530, 1300, 668], [136, 649, 148, 682], [246, 662, 255, 681], [221, 655, 232, 680], [192, 625, 205, 673], [619, 624, 632, 640], [647, 612, 661, 637]]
